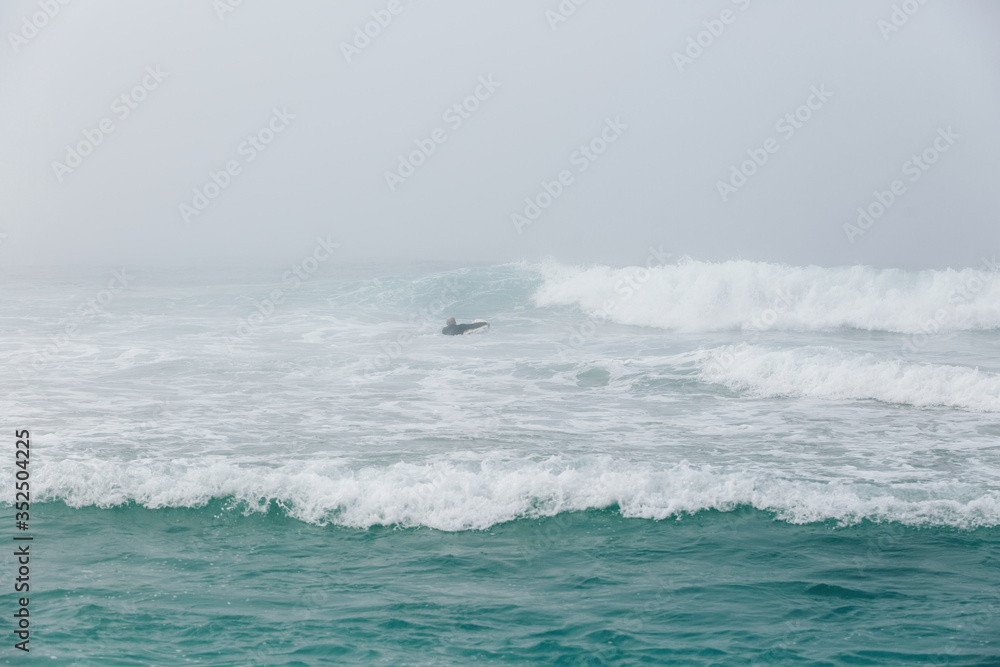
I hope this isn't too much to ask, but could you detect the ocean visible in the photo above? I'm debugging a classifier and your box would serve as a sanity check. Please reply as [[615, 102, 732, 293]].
[[2, 259, 999, 665]]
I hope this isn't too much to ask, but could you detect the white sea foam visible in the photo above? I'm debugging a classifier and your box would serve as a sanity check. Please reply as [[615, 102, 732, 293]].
[[700, 344, 1000, 412], [533, 259, 1000, 333], [12, 455, 999, 530]]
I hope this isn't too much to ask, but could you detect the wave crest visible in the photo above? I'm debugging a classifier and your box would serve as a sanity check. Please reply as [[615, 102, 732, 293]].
[[10, 456, 998, 530], [699, 344, 1000, 412], [534, 259, 1000, 333]]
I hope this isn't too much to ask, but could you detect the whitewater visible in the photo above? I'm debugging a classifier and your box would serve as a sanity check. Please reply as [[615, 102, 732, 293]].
[[3, 259, 999, 663], [5, 260, 1000, 526]]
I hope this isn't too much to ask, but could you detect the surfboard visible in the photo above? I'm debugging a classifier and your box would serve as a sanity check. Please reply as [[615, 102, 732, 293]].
[[463, 319, 490, 335]]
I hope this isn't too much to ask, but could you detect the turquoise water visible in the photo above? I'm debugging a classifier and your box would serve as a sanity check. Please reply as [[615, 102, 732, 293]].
[[2, 261, 999, 663], [4, 504, 998, 665]]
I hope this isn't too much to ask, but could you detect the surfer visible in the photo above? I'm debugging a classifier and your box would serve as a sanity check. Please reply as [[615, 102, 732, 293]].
[[442, 317, 490, 336]]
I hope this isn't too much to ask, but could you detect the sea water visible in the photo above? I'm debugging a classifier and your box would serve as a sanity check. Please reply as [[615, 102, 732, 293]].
[[1, 260, 998, 665]]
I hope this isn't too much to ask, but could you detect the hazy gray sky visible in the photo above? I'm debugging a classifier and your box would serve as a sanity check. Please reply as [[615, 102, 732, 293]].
[[1, 0, 998, 270]]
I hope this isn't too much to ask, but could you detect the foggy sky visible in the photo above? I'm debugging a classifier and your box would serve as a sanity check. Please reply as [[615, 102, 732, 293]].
[[1, 0, 998, 271]]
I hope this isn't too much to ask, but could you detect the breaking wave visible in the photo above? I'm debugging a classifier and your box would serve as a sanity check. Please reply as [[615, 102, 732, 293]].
[[10, 455, 998, 530], [699, 344, 1000, 412], [534, 259, 1000, 333]]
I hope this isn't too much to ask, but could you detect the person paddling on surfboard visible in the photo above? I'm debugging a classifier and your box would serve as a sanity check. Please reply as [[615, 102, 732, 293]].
[[442, 317, 490, 336]]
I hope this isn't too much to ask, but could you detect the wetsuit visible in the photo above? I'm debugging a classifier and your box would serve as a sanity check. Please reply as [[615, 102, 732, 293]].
[[442, 322, 489, 336]]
